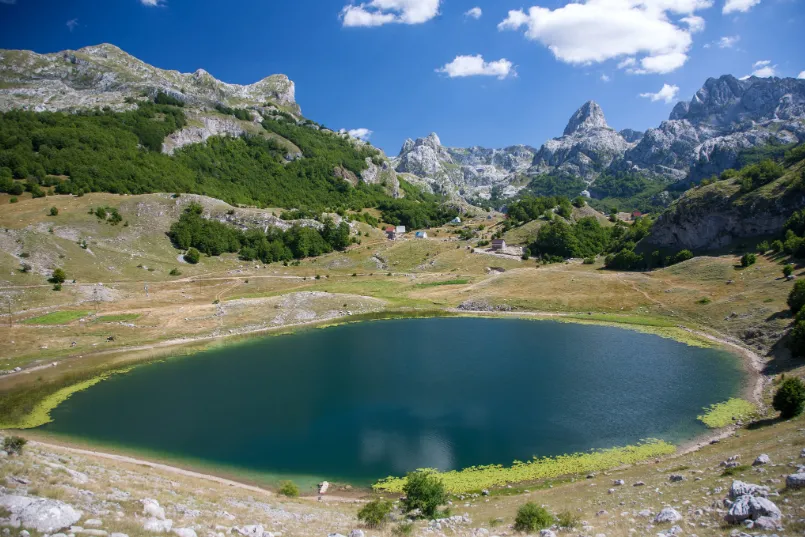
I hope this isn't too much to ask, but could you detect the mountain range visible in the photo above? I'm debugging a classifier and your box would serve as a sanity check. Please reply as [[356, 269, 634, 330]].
[[2, 44, 804, 205]]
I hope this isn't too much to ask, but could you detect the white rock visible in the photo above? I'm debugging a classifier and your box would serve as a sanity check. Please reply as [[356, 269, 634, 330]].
[[752, 454, 770, 466], [348, 531, 364, 537], [0, 495, 82, 533], [141, 500, 165, 521], [786, 472, 805, 489], [233, 526, 263, 537], [84, 520, 103, 527], [110, 534, 128, 537], [655, 508, 682, 524], [142, 519, 172, 533], [539, 531, 556, 537], [172, 528, 196, 537], [728, 481, 769, 499]]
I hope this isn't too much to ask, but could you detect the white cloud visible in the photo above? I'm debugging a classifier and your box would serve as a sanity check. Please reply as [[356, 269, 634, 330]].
[[740, 60, 777, 79], [798, 71, 805, 80], [66, 18, 79, 31], [681, 15, 705, 33], [717, 35, 740, 48], [140, 0, 166, 5], [498, 0, 711, 75], [465, 6, 482, 19], [723, 0, 760, 13], [601, 74, 611, 82], [344, 128, 373, 141], [341, 0, 440, 27], [436, 55, 515, 79], [639, 83, 680, 103]]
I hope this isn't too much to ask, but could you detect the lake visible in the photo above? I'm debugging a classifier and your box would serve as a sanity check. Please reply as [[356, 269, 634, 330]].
[[42, 317, 745, 486]]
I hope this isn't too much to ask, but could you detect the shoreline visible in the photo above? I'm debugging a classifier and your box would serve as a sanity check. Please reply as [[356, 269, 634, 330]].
[[1, 308, 768, 495]]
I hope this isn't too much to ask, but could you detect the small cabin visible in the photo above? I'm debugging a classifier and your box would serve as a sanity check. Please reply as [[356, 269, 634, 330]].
[[415, 231, 428, 239], [395, 226, 406, 234], [491, 239, 507, 251], [631, 211, 643, 220], [385, 226, 397, 240]]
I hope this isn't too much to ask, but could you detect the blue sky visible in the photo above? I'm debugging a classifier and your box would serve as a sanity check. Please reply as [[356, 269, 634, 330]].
[[0, 0, 803, 154]]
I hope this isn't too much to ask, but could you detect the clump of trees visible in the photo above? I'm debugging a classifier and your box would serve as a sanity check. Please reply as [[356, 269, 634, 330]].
[[169, 203, 354, 264], [401, 470, 447, 519], [773, 376, 805, 419]]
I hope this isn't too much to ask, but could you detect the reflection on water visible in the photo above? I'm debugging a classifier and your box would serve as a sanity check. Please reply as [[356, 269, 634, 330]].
[[361, 430, 455, 473]]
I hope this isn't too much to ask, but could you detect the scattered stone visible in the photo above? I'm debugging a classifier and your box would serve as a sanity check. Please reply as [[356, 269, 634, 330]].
[[0, 495, 82, 533], [233, 526, 264, 537], [785, 472, 805, 489], [655, 508, 682, 524], [539, 531, 556, 537], [669, 475, 685, 482], [638, 510, 653, 518], [729, 481, 769, 499], [84, 520, 103, 527], [752, 516, 782, 531], [348, 531, 364, 537], [110, 534, 128, 537], [725, 496, 781, 524], [172, 528, 197, 537], [613, 480, 625, 486], [633, 481, 645, 487], [142, 519, 172, 533], [141, 500, 165, 521], [752, 454, 770, 466]]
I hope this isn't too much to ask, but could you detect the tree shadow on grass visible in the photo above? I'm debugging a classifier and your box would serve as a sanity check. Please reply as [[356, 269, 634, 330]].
[[746, 415, 783, 430]]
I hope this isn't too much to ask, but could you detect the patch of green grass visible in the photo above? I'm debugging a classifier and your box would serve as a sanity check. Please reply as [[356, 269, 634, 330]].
[[374, 440, 675, 494], [564, 313, 678, 328], [415, 278, 470, 288], [93, 314, 141, 323], [698, 398, 759, 428], [22, 310, 90, 325]]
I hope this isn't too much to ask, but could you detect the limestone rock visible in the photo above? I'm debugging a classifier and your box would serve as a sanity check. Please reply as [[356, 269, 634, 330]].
[[141, 500, 165, 521], [143, 519, 173, 533], [752, 454, 771, 466], [725, 495, 781, 524], [0, 496, 82, 533], [786, 472, 805, 489], [172, 528, 197, 537], [729, 481, 769, 500], [654, 508, 682, 523]]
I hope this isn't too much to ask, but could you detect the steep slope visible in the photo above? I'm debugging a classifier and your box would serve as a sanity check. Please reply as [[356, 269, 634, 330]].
[[644, 149, 805, 250], [0, 44, 298, 113]]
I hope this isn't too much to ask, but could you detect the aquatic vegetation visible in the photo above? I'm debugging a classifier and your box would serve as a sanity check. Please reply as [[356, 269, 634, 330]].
[[698, 398, 758, 428], [373, 440, 676, 494], [0, 368, 131, 429]]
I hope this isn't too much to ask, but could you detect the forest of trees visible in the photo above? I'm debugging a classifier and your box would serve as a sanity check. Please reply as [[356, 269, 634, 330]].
[[169, 203, 353, 264], [0, 102, 453, 225]]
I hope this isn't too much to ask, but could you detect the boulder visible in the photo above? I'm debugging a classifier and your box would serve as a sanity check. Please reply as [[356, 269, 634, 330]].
[[786, 472, 805, 489], [539, 531, 557, 537], [143, 519, 173, 533], [85, 519, 103, 527], [233, 526, 264, 537], [613, 480, 625, 486], [669, 474, 685, 482], [348, 531, 364, 537], [0, 495, 82, 533], [725, 496, 781, 524], [172, 528, 197, 537], [752, 454, 770, 466], [729, 480, 769, 499], [753, 516, 782, 531], [141, 500, 165, 520], [654, 508, 682, 523]]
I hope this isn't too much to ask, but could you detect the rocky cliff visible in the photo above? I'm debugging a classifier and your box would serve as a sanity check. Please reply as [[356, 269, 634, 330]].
[[0, 44, 298, 113], [396, 76, 805, 202]]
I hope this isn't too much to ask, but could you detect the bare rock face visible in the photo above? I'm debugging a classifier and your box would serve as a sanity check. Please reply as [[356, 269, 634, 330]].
[[563, 101, 609, 136], [0, 44, 298, 113], [163, 115, 247, 154], [0, 495, 82, 533]]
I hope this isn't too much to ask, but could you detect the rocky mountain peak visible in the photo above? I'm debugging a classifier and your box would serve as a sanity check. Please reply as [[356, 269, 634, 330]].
[[563, 100, 609, 136], [423, 132, 442, 148]]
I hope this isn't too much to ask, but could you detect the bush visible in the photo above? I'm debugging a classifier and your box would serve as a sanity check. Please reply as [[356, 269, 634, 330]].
[[278, 480, 299, 497], [789, 321, 805, 358], [772, 377, 805, 419], [184, 247, 201, 264], [49, 206, 58, 216], [3, 436, 27, 455], [391, 522, 414, 537], [52, 283, 62, 291], [357, 499, 393, 528], [784, 264, 794, 278], [522, 248, 531, 261], [9, 197, 18, 203], [50, 268, 66, 284], [771, 240, 784, 254], [401, 470, 447, 519], [169, 268, 182, 276], [788, 280, 805, 313], [741, 253, 757, 267], [513, 502, 554, 533], [757, 241, 770, 253], [673, 250, 694, 264], [557, 510, 580, 529], [583, 257, 595, 265]]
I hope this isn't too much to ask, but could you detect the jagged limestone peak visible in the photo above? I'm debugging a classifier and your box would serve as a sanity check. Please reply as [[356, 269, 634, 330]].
[[563, 100, 609, 136]]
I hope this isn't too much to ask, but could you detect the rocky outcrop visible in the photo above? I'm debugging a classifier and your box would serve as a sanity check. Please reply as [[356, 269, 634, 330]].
[[0, 44, 298, 113], [644, 167, 805, 251], [0, 495, 82, 533], [163, 115, 247, 154]]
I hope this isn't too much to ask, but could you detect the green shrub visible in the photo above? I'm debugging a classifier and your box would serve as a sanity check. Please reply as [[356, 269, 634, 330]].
[[557, 510, 580, 529], [514, 502, 554, 533], [9, 197, 18, 203], [788, 280, 805, 313], [401, 470, 447, 519], [3, 436, 27, 455], [721, 465, 751, 477], [169, 268, 182, 276], [756, 241, 770, 253], [278, 480, 299, 497], [784, 264, 795, 278], [357, 499, 393, 528], [184, 248, 201, 264], [789, 321, 805, 358], [673, 250, 694, 264], [50, 268, 66, 284], [52, 283, 62, 291], [773, 377, 805, 419], [391, 522, 414, 537], [583, 257, 595, 265], [522, 248, 531, 261], [49, 206, 58, 216], [741, 253, 757, 267], [771, 240, 784, 254]]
